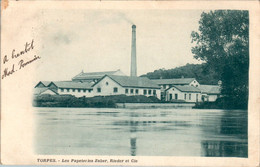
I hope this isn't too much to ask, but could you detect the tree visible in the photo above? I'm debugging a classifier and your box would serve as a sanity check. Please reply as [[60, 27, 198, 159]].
[[191, 10, 249, 109]]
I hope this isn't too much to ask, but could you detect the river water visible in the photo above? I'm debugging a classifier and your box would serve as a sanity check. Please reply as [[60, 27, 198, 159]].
[[34, 108, 247, 157]]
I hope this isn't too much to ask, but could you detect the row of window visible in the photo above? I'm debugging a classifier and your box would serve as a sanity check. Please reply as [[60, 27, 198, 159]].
[[125, 89, 156, 95], [97, 87, 157, 95], [60, 88, 92, 93], [184, 93, 192, 100], [169, 93, 199, 100]]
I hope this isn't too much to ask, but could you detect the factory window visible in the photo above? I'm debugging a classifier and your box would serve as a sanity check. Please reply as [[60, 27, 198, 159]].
[[66, 88, 70, 92], [60, 88, 64, 92], [130, 89, 134, 94], [143, 90, 147, 95], [72, 89, 75, 92], [189, 94, 191, 100], [113, 87, 118, 93], [175, 93, 178, 99], [169, 94, 172, 100], [97, 88, 101, 93], [153, 90, 156, 95], [88, 90, 91, 93], [83, 90, 86, 93], [106, 82, 109, 86], [184, 94, 187, 100], [148, 90, 152, 95], [78, 89, 81, 92], [125, 89, 129, 94], [135, 89, 139, 94]]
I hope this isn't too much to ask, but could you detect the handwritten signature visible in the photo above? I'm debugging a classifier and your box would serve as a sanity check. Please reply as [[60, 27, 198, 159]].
[[2, 39, 41, 80]]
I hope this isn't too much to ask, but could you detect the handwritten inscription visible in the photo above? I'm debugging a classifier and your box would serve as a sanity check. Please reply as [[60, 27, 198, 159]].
[[2, 39, 40, 79]]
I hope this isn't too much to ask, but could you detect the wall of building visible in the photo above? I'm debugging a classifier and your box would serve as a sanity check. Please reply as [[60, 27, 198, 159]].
[[93, 76, 161, 99], [189, 80, 200, 87], [201, 94, 219, 102], [42, 89, 57, 95], [166, 87, 202, 102], [208, 95, 218, 102], [57, 88, 93, 97]]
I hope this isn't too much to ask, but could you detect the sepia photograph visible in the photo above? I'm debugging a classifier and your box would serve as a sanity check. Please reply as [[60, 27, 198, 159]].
[[32, 9, 248, 157], [1, 1, 259, 166]]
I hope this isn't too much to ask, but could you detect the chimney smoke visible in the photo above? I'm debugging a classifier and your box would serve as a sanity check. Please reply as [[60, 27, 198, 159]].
[[131, 24, 137, 77]]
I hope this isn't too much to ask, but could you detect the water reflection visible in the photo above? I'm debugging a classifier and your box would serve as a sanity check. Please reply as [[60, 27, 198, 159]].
[[35, 108, 247, 157], [201, 141, 247, 157]]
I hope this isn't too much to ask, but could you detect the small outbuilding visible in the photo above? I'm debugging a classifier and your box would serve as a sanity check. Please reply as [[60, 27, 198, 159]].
[[165, 85, 201, 102], [199, 85, 221, 102]]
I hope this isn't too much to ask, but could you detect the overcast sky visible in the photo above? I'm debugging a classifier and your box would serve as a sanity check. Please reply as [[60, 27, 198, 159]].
[[36, 9, 203, 81]]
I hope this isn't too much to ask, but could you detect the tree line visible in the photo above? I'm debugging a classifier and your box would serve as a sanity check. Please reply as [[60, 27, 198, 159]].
[[143, 10, 249, 109]]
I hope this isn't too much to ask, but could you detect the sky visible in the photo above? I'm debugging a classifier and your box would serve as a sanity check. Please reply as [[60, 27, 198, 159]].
[[36, 9, 203, 81]]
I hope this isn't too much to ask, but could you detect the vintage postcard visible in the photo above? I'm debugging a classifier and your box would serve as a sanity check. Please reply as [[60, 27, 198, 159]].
[[1, 1, 259, 166]]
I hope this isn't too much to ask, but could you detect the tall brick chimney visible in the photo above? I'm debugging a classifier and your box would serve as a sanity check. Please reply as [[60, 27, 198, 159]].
[[131, 25, 137, 77]]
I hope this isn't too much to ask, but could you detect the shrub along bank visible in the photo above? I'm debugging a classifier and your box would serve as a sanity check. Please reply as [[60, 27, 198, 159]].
[[33, 94, 161, 108]]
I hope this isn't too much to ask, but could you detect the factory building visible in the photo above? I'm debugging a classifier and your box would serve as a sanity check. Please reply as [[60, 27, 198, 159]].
[[72, 69, 125, 83], [34, 24, 221, 103], [92, 75, 161, 99]]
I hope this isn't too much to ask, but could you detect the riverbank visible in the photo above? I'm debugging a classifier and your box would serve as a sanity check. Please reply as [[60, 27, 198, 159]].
[[33, 94, 243, 109], [33, 94, 197, 108], [33, 94, 161, 108], [116, 103, 195, 109]]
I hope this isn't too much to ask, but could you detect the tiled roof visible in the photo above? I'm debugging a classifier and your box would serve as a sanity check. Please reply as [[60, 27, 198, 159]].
[[199, 85, 221, 94], [35, 81, 51, 87], [151, 78, 196, 85], [41, 81, 51, 86], [167, 85, 201, 93], [33, 87, 57, 95], [72, 70, 123, 80], [49, 81, 93, 89], [94, 75, 160, 89]]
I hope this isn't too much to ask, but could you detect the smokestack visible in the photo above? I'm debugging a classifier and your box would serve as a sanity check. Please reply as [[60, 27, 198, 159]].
[[131, 24, 137, 77]]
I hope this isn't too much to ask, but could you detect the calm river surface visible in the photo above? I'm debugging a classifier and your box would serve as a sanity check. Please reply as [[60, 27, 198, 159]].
[[35, 108, 247, 157]]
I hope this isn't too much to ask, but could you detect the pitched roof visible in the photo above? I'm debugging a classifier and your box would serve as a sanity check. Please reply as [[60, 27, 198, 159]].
[[167, 85, 201, 93], [34, 81, 51, 88], [93, 75, 160, 89], [199, 85, 221, 94], [49, 81, 93, 89], [72, 70, 124, 80], [151, 78, 196, 85], [33, 87, 58, 95]]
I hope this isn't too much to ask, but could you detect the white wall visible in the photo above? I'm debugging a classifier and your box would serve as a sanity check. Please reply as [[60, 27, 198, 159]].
[[201, 94, 219, 102], [208, 95, 218, 102], [189, 80, 200, 87], [93, 76, 161, 99], [57, 88, 93, 97], [41, 89, 57, 95], [166, 87, 202, 102]]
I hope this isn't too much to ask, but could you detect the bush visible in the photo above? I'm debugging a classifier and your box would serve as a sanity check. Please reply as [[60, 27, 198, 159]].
[[33, 94, 162, 108]]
